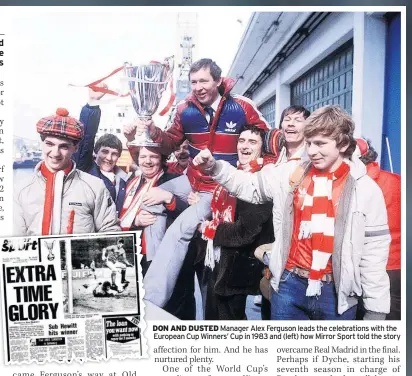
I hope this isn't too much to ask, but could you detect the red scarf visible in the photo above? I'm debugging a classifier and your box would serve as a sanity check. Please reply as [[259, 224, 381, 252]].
[[119, 170, 164, 231], [298, 161, 350, 296], [40, 161, 73, 235], [203, 158, 264, 269]]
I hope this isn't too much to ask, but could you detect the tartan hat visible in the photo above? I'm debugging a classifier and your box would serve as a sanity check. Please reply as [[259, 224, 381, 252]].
[[36, 108, 84, 141]]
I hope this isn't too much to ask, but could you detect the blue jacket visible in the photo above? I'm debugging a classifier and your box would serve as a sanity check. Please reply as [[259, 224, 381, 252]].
[[72, 104, 127, 214], [150, 78, 269, 192]]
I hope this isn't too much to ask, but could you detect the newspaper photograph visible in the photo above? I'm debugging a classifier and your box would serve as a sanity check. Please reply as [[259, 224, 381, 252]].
[[0, 232, 147, 364]]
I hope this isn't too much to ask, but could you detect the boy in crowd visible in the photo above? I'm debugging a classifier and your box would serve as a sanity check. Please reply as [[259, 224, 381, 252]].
[[72, 85, 128, 214], [14, 108, 120, 236], [194, 105, 390, 320]]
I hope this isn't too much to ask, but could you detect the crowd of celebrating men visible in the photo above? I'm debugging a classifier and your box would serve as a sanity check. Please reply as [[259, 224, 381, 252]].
[[14, 58, 400, 321]]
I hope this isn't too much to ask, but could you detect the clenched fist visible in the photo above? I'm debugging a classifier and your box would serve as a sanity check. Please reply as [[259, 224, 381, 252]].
[[192, 148, 216, 170]]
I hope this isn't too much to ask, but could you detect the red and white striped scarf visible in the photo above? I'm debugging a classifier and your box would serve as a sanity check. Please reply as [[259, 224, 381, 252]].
[[203, 158, 264, 269], [119, 170, 164, 230], [40, 162, 74, 235], [298, 162, 350, 296]]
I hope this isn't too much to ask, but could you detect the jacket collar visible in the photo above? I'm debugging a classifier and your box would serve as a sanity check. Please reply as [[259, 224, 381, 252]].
[[346, 155, 367, 181], [35, 160, 78, 181], [90, 162, 128, 182]]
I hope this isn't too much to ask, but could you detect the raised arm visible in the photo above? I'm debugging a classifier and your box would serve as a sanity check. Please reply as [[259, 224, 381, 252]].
[[72, 84, 107, 171], [193, 148, 284, 205]]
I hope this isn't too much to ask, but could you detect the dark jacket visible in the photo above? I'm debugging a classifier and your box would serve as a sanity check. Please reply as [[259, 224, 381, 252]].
[[72, 104, 128, 214], [212, 200, 274, 296]]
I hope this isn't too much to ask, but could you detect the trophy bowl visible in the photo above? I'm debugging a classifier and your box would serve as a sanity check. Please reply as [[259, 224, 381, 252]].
[[123, 57, 174, 147]]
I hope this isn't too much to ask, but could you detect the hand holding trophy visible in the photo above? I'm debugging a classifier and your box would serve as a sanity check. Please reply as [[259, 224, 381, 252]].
[[123, 56, 174, 146]]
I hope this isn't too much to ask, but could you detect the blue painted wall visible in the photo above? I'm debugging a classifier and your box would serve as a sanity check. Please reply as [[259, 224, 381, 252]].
[[381, 13, 401, 174]]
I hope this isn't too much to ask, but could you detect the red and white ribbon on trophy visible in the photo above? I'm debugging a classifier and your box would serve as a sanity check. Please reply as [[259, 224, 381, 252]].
[[69, 60, 176, 117]]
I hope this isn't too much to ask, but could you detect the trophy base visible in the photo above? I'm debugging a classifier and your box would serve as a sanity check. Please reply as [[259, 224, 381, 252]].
[[127, 140, 160, 147], [128, 129, 160, 148]]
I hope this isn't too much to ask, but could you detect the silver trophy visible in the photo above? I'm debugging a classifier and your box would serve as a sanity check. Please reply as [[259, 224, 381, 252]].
[[44, 240, 55, 261], [123, 57, 174, 146]]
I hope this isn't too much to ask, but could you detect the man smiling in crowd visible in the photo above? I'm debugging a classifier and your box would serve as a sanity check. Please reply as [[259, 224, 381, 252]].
[[202, 125, 275, 320], [72, 85, 128, 215], [166, 139, 190, 175], [14, 108, 120, 236]]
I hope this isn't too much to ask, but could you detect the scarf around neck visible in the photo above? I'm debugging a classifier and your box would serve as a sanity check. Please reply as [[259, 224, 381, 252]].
[[203, 158, 264, 270], [119, 169, 164, 230], [298, 161, 350, 296], [40, 161, 74, 235]]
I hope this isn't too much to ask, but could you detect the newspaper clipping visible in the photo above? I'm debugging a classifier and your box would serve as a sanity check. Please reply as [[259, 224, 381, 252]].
[[0, 233, 147, 364]]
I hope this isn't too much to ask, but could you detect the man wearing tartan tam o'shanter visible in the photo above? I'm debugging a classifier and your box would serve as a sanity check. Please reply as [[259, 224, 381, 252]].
[[13, 108, 120, 237], [194, 104, 391, 321]]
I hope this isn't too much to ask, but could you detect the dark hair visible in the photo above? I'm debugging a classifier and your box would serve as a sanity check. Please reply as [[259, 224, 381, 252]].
[[303, 105, 357, 158], [94, 134, 123, 155], [241, 124, 266, 142], [189, 58, 222, 81], [279, 105, 311, 129], [359, 139, 378, 165], [117, 238, 124, 244], [131, 146, 168, 171]]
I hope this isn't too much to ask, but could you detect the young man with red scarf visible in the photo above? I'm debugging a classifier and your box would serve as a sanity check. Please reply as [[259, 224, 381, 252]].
[[201, 125, 276, 320], [194, 105, 391, 320], [14, 108, 120, 236]]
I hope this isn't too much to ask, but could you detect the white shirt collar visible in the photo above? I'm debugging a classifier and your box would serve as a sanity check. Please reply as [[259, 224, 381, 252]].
[[101, 170, 116, 184], [210, 94, 222, 112]]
